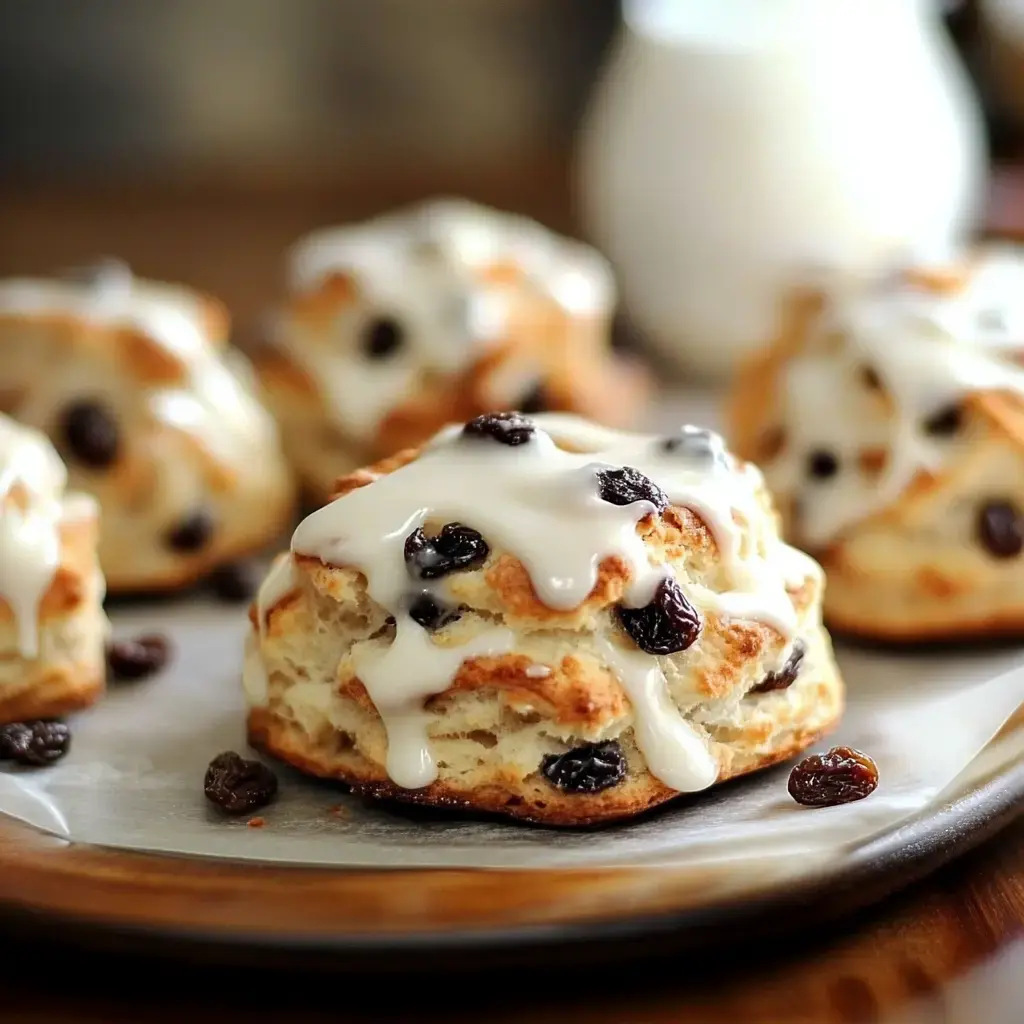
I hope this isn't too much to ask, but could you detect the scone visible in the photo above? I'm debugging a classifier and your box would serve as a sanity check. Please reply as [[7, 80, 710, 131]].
[[0, 260, 296, 593], [727, 246, 1024, 642], [0, 413, 108, 722], [251, 197, 650, 502], [244, 411, 841, 826]]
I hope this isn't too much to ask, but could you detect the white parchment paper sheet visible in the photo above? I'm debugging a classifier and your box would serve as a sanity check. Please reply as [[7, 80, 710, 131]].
[[0, 600, 1020, 871]]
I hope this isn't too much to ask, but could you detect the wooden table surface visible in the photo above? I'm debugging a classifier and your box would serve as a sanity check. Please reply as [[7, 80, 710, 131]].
[[2, 164, 1024, 1024]]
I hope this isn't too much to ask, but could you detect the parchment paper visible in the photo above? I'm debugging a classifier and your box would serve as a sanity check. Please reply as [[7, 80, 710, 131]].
[[1, 387, 1022, 872], [0, 599, 1019, 871]]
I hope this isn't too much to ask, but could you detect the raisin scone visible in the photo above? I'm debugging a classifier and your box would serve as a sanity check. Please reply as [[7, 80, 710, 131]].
[[244, 411, 842, 826], [727, 245, 1024, 642], [0, 260, 296, 593], [0, 412, 108, 721], [251, 197, 650, 502]]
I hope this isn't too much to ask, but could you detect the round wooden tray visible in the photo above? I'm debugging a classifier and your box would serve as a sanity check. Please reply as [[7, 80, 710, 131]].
[[0, 730, 1021, 974]]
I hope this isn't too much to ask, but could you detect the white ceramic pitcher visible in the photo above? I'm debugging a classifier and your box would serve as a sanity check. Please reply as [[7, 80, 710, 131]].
[[576, 0, 990, 381]]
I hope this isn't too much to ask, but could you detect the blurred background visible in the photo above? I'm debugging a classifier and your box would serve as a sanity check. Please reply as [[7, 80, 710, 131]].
[[0, 0, 1021, 339]]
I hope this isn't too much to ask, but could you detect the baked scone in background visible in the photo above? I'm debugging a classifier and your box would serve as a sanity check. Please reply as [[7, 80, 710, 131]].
[[727, 245, 1024, 642], [0, 412, 108, 722], [0, 261, 296, 593], [245, 411, 841, 826], [252, 197, 650, 502]]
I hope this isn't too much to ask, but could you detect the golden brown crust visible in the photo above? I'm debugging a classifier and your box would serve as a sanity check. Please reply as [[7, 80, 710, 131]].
[[0, 666, 104, 724]]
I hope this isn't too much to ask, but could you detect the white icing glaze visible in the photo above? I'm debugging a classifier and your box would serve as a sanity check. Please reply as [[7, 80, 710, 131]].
[[0, 414, 78, 657], [277, 198, 615, 443], [769, 247, 1024, 548], [0, 269, 278, 468], [263, 415, 810, 792]]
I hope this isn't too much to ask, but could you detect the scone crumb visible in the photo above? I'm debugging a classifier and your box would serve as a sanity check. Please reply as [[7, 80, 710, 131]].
[[247, 816, 266, 828]]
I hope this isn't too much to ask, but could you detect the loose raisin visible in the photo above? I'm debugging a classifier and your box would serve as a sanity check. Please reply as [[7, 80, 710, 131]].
[[617, 577, 701, 655], [60, 400, 120, 468], [362, 317, 404, 359], [204, 751, 278, 815], [208, 561, 259, 603], [788, 746, 878, 807], [977, 500, 1024, 559], [404, 523, 489, 580], [165, 508, 215, 552], [0, 720, 71, 766], [751, 640, 805, 694], [462, 411, 535, 446], [107, 634, 170, 682], [922, 404, 962, 437], [541, 740, 627, 794], [807, 450, 840, 479], [597, 466, 668, 511], [407, 594, 461, 631]]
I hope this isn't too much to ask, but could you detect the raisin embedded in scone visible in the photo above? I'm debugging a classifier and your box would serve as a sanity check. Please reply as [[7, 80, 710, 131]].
[[0, 413, 108, 722], [244, 412, 843, 826], [727, 243, 1024, 642], [250, 198, 650, 503], [0, 261, 296, 593]]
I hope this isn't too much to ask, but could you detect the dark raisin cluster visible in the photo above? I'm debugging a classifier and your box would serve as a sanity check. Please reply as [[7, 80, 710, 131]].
[[362, 317, 404, 359], [60, 400, 120, 468], [541, 740, 627, 794], [165, 508, 215, 552], [407, 594, 461, 631], [107, 634, 170, 682], [404, 523, 489, 579], [977, 500, 1024, 559], [0, 720, 71, 766], [461, 411, 535, 446], [204, 751, 279, 815], [750, 640, 806, 694], [788, 746, 878, 807], [922, 403, 962, 437], [596, 466, 668, 511], [617, 577, 701, 656]]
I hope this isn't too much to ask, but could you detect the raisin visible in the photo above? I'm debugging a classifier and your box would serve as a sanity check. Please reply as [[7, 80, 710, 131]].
[[977, 500, 1024, 559], [60, 400, 120, 468], [165, 508, 215, 552], [208, 561, 259, 603], [518, 383, 548, 414], [204, 751, 278, 815], [404, 523, 489, 580], [462, 411, 535, 446], [362, 317, 404, 359], [750, 641, 805, 694], [617, 577, 701, 655], [407, 594, 461, 631], [861, 365, 882, 390], [661, 425, 728, 467], [788, 746, 878, 807], [922, 404, 961, 436], [107, 634, 170, 682], [807, 450, 840, 479], [541, 740, 627, 793], [0, 720, 71, 766], [597, 466, 669, 511]]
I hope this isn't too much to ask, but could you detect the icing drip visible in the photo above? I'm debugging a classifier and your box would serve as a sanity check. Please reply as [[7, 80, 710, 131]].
[[278, 198, 615, 443], [274, 415, 807, 791], [0, 415, 77, 658], [771, 247, 1024, 548], [0, 271, 278, 468]]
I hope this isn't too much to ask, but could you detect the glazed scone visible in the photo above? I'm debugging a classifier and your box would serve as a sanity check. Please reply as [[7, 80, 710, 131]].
[[0, 413, 108, 722], [252, 197, 650, 502], [727, 245, 1024, 642], [0, 260, 296, 593], [244, 411, 841, 826]]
